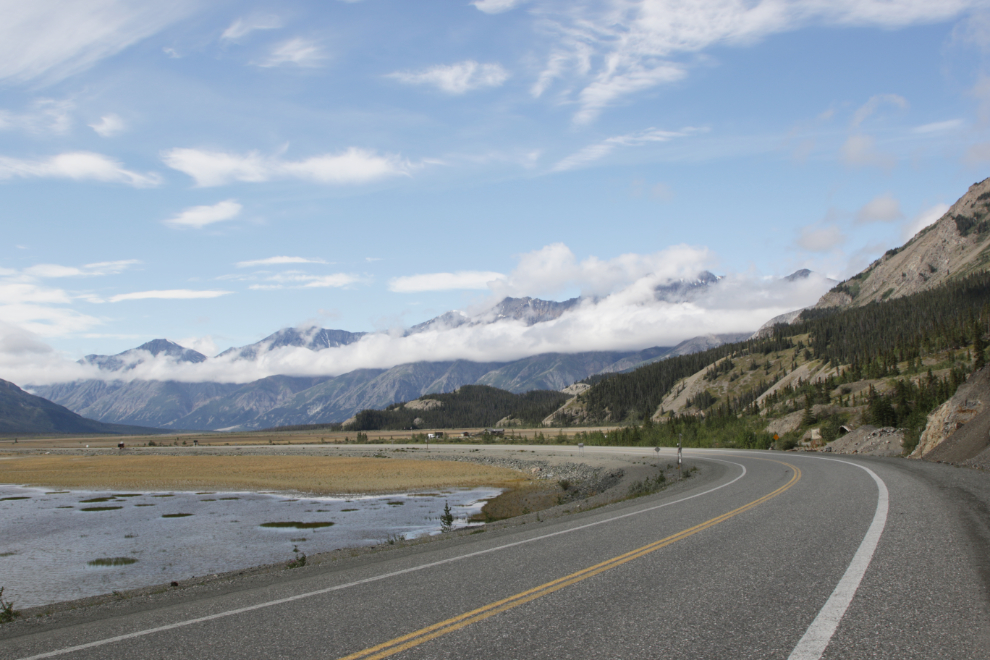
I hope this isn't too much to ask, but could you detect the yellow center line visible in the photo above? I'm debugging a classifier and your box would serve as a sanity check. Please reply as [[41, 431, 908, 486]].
[[339, 460, 801, 660]]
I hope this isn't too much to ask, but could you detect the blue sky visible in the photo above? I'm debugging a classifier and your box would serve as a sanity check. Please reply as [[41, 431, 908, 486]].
[[3, 0, 990, 384]]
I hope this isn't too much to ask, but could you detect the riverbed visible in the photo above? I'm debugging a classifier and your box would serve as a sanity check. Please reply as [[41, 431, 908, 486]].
[[0, 484, 499, 609]]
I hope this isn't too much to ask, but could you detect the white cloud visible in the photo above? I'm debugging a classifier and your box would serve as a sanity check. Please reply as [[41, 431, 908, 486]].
[[575, 63, 687, 125], [162, 147, 413, 187], [389, 61, 509, 94], [389, 271, 506, 293], [89, 113, 125, 137], [178, 335, 218, 357], [855, 194, 903, 224], [532, 1, 975, 124], [236, 256, 327, 268], [796, 224, 846, 252], [24, 260, 139, 278], [473, 0, 526, 13], [841, 134, 896, 170], [2, 265, 839, 386], [0, 152, 160, 187], [109, 289, 233, 303], [0, 260, 135, 341], [912, 119, 964, 134], [243, 271, 360, 290], [257, 37, 326, 68], [850, 93, 909, 127], [0, 281, 103, 338], [903, 203, 950, 240], [165, 200, 242, 229], [0, 0, 197, 84], [221, 15, 282, 41], [552, 127, 700, 172], [492, 242, 716, 299]]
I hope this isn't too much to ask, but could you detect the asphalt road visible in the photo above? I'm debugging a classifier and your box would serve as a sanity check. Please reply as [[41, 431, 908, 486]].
[[3, 447, 990, 659]]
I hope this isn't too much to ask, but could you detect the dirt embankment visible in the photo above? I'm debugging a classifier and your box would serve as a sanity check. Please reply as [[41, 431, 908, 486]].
[[825, 426, 904, 457], [912, 365, 990, 462]]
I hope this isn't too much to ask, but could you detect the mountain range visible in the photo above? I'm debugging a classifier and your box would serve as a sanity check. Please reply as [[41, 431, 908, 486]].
[[13, 180, 990, 436], [30, 335, 749, 431]]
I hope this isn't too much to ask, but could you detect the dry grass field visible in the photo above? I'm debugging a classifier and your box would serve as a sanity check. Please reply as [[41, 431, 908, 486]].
[[0, 425, 623, 451], [0, 455, 531, 495]]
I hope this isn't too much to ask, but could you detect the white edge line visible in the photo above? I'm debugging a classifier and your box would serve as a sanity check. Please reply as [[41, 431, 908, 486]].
[[17, 457, 748, 660], [787, 457, 889, 660]]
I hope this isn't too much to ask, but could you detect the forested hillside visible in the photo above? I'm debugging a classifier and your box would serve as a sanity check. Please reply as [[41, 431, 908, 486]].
[[557, 272, 990, 453], [346, 385, 569, 431]]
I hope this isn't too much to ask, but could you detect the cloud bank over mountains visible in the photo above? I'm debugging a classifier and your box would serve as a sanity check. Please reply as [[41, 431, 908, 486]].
[[0, 262, 835, 387]]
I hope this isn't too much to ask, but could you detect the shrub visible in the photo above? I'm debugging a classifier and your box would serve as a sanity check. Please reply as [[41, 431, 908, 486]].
[[440, 501, 454, 533], [0, 587, 19, 624]]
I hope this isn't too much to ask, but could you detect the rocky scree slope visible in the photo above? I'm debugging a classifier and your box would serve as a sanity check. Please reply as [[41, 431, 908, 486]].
[[818, 177, 990, 309]]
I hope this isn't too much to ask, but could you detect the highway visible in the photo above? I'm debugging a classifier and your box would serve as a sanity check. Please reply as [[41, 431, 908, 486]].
[[3, 448, 990, 659]]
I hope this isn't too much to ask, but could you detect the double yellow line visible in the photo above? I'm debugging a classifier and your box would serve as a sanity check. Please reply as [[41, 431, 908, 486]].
[[340, 460, 801, 660]]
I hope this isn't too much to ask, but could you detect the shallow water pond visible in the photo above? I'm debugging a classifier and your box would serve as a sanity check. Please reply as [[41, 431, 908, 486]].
[[0, 484, 499, 609]]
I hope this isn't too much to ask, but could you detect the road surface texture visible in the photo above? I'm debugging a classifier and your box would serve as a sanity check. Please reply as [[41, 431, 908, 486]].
[[3, 446, 990, 659]]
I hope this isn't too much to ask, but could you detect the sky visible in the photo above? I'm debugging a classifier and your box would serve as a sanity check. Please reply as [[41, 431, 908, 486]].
[[3, 0, 990, 386]]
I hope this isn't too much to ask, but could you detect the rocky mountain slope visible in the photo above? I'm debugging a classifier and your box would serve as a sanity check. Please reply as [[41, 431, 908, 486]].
[[31, 347, 667, 431], [30, 330, 752, 432], [817, 177, 990, 309], [0, 379, 162, 435]]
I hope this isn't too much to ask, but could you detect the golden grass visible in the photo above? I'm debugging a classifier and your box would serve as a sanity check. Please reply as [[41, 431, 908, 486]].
[[0, 455, 531, 495], [0, 426, 625, 450]]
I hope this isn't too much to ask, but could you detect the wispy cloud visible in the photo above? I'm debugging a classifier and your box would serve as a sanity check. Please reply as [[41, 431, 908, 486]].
[[0, 152, 160, 187], [0, 259, 141, 338], [89, 113, 126, 137], [109, 289, 233, 303], [389, 60, 509, 94], [912, 119, 964, 134], [0, 99, 73, 134], [472, 0, 526, 14], [257, 37, 326, 68], [0, 0, 197, 84], [850, 93, 909, 127], [24, 260, 139, 278], [221, 15, 282, 42], [162, 147, 414, 187], [532, 1, 976, 124], [552, 127, 700, 172], [236, 256, 328, 268], [165, 200, 242, 229], [246, 271, 360, 290], [388, 271, 506, 293]]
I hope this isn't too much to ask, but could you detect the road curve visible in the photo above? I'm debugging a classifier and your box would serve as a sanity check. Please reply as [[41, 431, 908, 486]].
[[3, 447, 990, 659]]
